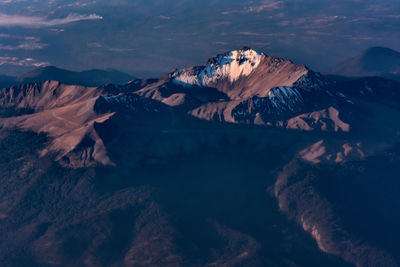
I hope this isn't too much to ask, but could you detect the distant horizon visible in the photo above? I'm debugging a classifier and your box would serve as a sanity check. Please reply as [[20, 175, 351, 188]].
[[1, 0, 399, 77], [1, 45, 399, 79]]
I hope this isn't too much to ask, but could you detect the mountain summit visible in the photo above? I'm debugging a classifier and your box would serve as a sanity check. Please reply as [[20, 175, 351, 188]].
[[137, 48, 345, 128], [170, 47, 318, 99], [172, 48, 264, 87]]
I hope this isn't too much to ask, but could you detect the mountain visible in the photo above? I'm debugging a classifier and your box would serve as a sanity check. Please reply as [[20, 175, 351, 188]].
[[3, 49, 398, 167], [16, 66, 135, 87], [0, 48, 400, 267], [329, 47, 400, 81], [136, 48, 353, 131]]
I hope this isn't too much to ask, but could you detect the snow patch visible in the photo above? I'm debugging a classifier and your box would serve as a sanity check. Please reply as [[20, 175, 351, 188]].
[[172, 48, 262, 87], [268, 86, 303, 112]]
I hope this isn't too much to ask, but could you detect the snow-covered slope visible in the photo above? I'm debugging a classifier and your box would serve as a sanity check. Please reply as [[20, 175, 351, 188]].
[[168, 47, 317, 100], [172, 48, 262, 86]]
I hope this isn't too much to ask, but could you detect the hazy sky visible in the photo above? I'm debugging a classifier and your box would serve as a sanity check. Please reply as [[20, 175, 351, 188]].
[[0, 0, 399, 77]]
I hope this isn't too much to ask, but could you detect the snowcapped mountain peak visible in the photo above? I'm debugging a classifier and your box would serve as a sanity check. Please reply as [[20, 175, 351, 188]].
[[172, 47, 263, 87], [137, 48, 335, 128]]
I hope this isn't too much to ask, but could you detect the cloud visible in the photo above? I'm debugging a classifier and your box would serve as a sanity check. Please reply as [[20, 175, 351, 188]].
[[0, 13, 103, 27], [0, 0, 28, 3], [213, 21, 232, 26], [0, 56, 49, 67], [0, 34, 47, 50], [387, 14, 400, 19], [304, 30, 333, 36], [344, 35, 379, 41], [248, 0, 283, 13], [311, 16, 341, 25], [278, 20, 290, 26], [298, 15, 348, 30], [236, 31, 290, 37], [222, 0, 283, 15], [0, 36, 47, 50], [250, 42, 271, 46], [0, 41, 47, 50], [367, 5, 390, 12], [49, 28, 65, 33], [87, 42, 137, 52]]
